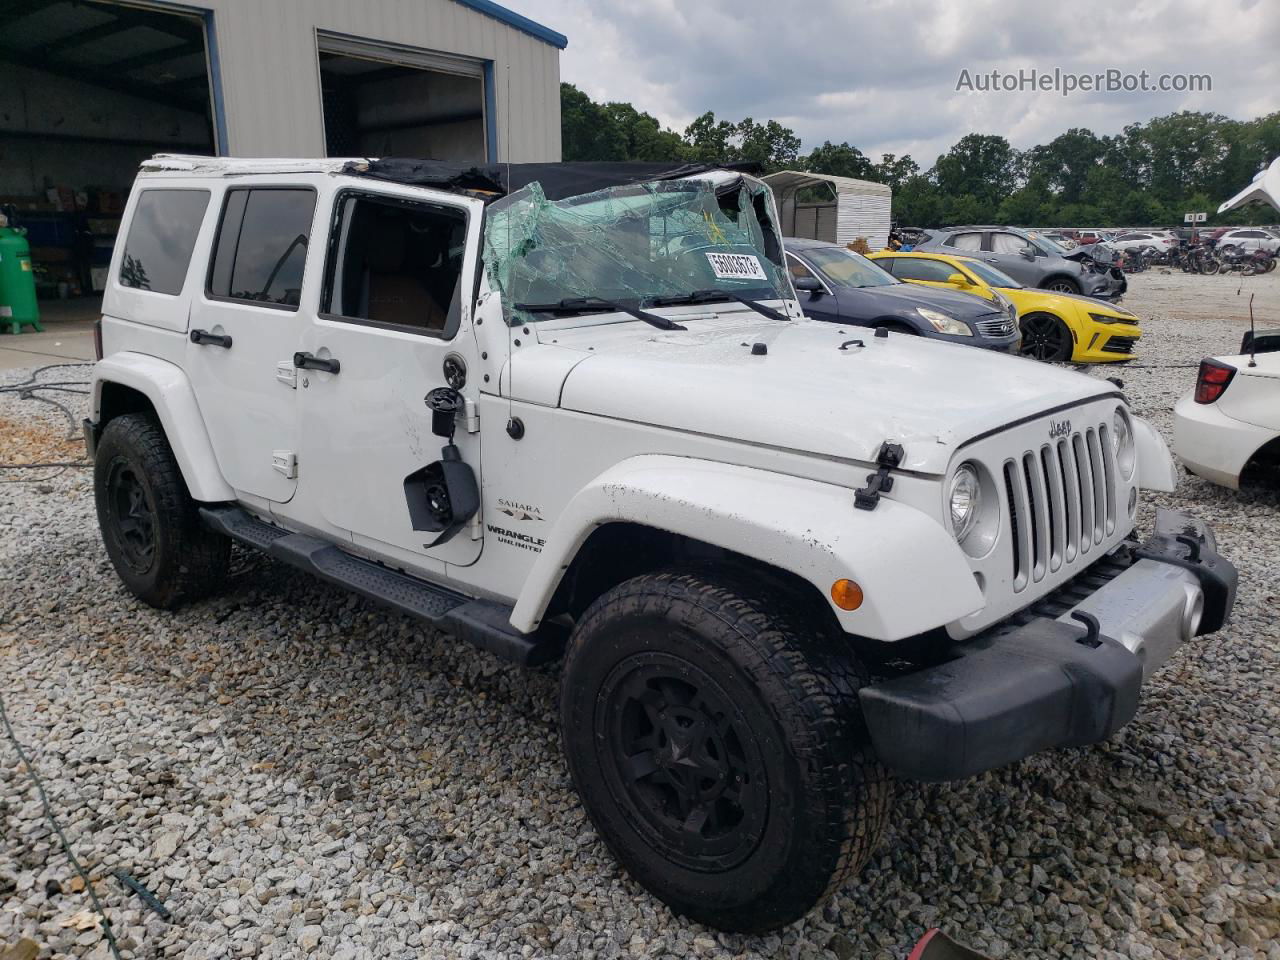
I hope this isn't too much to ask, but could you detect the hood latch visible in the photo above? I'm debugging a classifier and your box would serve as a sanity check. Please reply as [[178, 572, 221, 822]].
[[854, 441, 905, 511]]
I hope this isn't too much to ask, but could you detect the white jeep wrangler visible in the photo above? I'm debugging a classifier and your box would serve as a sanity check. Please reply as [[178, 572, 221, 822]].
[[86, 155, 1237, 933]]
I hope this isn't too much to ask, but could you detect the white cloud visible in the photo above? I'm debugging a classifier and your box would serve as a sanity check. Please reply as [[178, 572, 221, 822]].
[[515, 0, 1279, 166]]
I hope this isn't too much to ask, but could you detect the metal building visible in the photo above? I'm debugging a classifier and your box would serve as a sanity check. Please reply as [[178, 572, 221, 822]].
[[0, 0, 565, 300], [764, 171, 892, 251]]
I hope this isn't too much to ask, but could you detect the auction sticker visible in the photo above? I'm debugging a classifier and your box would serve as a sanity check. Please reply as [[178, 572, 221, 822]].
[[705, 252, 768, 281]]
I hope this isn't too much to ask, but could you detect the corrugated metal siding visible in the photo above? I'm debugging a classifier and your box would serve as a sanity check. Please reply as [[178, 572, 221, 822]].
[[836, 193, 891, 249], [202, 0, 561, 161]]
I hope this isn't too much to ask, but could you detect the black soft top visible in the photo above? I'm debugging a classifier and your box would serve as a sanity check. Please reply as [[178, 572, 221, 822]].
[[341, 158, 760, 202]]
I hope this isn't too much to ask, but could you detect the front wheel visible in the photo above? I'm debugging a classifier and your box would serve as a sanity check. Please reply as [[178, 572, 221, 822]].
[[1020, 312, 1073, 362], [94, 413, 230, 608], [560, 571, 889, 933]]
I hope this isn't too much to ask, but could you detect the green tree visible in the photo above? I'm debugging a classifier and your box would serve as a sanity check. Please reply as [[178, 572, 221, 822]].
[[1023, 128, 1106, 204], [933, 134, 1020, 210], [874, 153, 919, 190], [803, 141, 875, 179]]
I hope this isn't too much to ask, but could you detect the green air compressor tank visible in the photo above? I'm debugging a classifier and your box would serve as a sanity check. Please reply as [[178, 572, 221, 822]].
[[0, 216, 42, 334]]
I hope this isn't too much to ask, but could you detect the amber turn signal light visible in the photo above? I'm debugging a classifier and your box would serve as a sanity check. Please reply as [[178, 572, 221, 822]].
[[830, 579, 863, 611]]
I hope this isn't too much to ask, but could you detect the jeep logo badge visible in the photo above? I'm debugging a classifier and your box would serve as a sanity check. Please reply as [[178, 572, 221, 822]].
[[1048, 419, 1071, 439]]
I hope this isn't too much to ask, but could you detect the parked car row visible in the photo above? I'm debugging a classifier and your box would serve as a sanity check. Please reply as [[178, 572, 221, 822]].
[[781, 228, 1139, 362]]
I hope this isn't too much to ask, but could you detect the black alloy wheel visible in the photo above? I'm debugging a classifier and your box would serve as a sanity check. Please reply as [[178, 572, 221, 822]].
[[598, 652, 769, 872], [1019, 312, 1073, 362], [104, 460, 158, 574]]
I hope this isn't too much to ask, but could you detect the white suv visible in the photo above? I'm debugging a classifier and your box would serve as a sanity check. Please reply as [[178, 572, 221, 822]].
[[1215, 228, 1280, 255], [86, 155, 1237, 933]]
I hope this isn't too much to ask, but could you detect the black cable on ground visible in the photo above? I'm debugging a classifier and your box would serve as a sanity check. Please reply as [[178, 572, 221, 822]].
[[0, 693, 123, 960]]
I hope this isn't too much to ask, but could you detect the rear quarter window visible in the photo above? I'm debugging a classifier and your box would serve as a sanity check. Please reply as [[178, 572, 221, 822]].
[[118, 189, 211, 295]]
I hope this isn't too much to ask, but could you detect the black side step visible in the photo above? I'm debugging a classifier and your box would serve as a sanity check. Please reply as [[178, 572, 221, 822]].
[[199, 506, 559, 666]]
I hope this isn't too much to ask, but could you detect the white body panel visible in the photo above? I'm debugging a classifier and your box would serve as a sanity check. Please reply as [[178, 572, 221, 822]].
[[91, 353, 234, 503], [1173, 352, 1280, 489], [506, 455, 983, 638]]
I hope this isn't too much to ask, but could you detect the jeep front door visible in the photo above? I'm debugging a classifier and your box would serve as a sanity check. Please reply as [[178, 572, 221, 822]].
[[291, 180, 486, 569]]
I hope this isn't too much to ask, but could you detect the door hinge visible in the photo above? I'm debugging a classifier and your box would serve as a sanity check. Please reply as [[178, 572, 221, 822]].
[[272, 450, 298, 479], [275, 361, 297, 388], [463, 397, 480, 434]]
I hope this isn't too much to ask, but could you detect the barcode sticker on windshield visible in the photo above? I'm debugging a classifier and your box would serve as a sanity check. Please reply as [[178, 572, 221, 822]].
[[705, 252, 767, 281]]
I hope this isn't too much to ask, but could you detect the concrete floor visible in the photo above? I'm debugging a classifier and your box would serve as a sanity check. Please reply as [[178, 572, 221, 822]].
[[0, 297, 99, 372]]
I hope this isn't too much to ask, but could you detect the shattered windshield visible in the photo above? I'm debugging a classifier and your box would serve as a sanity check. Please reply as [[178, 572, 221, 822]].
[[483, 178, 789, 326]]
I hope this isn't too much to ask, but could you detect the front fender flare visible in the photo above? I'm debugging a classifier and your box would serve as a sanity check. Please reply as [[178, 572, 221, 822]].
[[91, 353, 235, 502], [510, 455, 984, 641]]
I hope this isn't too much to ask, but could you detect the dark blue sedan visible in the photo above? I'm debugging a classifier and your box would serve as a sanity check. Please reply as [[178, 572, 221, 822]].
[[784, 237, 1021, 352]]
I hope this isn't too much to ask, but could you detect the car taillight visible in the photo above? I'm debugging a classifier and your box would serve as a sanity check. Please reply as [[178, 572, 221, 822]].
[[93, 319, 103, 360], [1194, 358, 1236, 404]]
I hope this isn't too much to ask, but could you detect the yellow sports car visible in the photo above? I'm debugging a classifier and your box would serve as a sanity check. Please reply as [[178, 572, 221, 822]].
[[868, 250, 1141, 363]]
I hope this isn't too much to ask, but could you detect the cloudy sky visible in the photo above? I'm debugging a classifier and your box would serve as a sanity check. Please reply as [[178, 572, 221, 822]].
[[517, 0, 1279, 165]]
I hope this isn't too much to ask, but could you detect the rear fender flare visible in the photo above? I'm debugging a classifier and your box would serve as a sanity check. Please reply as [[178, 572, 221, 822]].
[[92, 353, 234, 502], [509, 455, 983, 640]]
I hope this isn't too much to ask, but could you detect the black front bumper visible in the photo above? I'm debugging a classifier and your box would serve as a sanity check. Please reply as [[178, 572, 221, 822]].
[[858, 511, 1236, 782]]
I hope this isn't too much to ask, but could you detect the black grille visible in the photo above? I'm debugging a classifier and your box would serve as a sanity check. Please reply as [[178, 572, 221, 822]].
[[1102, 336, 1138, 354]]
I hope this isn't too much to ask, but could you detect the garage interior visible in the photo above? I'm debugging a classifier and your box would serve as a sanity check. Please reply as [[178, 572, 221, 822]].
[[0, 0, 216, 309], [317, 38, 487, 162]]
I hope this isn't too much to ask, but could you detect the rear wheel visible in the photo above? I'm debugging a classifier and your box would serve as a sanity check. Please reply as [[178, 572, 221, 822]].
[[94, 413, 230, 608], [560, 571, 889, 932], [1019, 312, 1073, 362], [1043, 277, 1081, 295]]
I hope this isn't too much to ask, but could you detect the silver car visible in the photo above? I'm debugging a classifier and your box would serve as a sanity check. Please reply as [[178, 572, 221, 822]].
[[915, 224, 1126, 300]]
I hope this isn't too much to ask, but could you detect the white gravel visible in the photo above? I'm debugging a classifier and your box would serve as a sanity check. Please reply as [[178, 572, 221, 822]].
[[2, 270, 1278, 959]]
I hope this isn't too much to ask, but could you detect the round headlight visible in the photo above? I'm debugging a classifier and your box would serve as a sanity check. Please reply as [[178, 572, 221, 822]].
[[1113, 408, 1136, 479], [949, 463, 982, 541]]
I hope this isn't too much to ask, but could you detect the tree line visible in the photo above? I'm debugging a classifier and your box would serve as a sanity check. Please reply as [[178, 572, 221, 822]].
[[561, 82, 1280, 227]]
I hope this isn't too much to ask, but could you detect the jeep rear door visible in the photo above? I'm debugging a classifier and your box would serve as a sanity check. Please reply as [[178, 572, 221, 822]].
[[286, 178, 487, 572], [186, 180, 324, 504]]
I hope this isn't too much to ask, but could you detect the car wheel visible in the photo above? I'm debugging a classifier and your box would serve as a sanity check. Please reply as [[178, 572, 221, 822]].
[[1019, 312, 1074, 362], [1042, 277, 1081, 295], [560, 570, 890, 933], [94, 413, 230, 609]]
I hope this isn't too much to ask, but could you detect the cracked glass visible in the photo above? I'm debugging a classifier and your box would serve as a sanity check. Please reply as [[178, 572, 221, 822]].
[[482, 178, 788, 326]]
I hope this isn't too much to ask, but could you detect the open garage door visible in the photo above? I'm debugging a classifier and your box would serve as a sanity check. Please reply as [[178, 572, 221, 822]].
[[0, 0, 218, 304], [317, 32, 489, 163]]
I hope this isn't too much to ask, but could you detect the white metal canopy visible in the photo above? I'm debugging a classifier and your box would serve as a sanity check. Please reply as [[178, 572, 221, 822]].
[[1218, 156, 1280, 214]]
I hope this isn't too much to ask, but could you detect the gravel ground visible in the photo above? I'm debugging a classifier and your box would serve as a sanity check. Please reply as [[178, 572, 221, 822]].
[[2, 270, 1278, 960]]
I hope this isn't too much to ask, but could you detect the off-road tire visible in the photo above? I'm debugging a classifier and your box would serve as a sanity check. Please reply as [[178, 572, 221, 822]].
[[559, 571, 890, 932], [94, 413, 230, 609]]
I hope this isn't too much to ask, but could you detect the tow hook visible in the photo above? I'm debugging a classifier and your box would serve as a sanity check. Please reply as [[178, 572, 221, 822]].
[[854, 441, 904, 511]]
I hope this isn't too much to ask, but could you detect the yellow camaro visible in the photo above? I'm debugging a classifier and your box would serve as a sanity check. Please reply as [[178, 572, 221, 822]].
[[868, 250, 1142, 363]]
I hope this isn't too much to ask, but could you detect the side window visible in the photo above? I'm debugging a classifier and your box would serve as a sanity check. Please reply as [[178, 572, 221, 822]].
[[208, 188, 316, 308], [990, 232, 1029, 254], [894, 258, 962, 282], [945, 232, 983, 251], [322, 193, 468, 335], [786, 253, 816, 281], [873, 257, 895, 274], [118, 189, 210, 295]]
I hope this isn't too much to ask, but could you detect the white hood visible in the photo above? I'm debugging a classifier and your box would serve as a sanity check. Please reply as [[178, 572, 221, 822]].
[[508, 312, 1116, 476]]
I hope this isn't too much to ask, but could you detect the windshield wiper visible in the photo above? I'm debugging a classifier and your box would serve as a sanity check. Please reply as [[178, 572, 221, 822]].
[[649, 289, 790, 323], [514, 297, 685, 331]]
